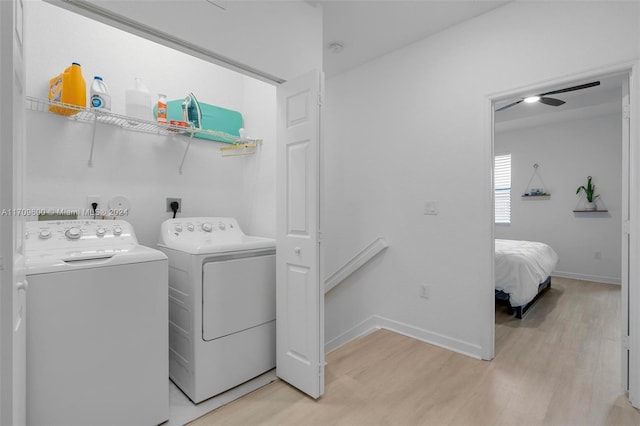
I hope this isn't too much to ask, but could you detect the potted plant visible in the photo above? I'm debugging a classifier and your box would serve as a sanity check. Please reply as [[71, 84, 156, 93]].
[[576, 176, 599, 210]]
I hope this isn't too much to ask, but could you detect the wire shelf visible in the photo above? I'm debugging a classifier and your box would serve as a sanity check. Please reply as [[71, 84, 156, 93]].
[[26, 96, 262, 170], [26, 96, 244, 142]]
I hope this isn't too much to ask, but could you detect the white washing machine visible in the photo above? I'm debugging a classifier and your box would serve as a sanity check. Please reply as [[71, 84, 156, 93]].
[[157, 217, 276, 403], [24, 220, 168, 426]]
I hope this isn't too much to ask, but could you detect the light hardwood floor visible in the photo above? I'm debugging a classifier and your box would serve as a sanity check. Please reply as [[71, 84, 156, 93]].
[[189, 278, 640, 425]]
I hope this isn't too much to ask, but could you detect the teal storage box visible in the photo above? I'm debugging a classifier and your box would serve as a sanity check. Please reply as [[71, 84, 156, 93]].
[[156, 97, 243, 144]]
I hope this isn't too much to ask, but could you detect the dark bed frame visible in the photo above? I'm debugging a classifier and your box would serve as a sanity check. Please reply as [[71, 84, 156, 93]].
[[495, 276, 552, 319]]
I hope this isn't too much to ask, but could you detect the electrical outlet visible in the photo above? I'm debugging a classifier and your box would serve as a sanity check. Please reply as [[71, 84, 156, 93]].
[[420, 284, 430, 299], [166, 197, 182, 213], [87, 195, 101, 210]]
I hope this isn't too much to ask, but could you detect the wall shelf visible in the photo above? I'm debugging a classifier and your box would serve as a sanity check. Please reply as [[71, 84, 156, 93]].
[[26, 96, 261, 172], [521, 195, 550, 200], [573, 210, 609, 213], [521, 163, 549, 200]]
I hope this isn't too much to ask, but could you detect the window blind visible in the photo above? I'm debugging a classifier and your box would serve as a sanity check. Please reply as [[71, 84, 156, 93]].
[[495, 153, 511, 224]]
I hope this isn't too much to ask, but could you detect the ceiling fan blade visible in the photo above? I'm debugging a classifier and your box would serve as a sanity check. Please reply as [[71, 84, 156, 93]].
[[495, 99, 523, 112], [538, 97, 565, 107], [539, 81, 600, 97]]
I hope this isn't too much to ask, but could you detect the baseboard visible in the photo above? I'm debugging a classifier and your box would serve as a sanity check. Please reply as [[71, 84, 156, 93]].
[[325, 314, 482, 360], [324, 316, 380, 354], [552, 271, 621, 285]]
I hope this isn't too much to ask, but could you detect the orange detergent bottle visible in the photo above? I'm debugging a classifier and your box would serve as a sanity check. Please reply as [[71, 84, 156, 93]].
[[157, 93, 168, 124], [49, 62, 86, 115]]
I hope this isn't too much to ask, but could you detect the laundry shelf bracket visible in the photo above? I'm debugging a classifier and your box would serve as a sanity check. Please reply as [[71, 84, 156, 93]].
[[88, 113, 98, 167], [179, 133, 195, 175]]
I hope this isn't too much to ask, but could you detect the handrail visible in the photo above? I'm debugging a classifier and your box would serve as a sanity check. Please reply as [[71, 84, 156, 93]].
[[324, 237, 389, 294]]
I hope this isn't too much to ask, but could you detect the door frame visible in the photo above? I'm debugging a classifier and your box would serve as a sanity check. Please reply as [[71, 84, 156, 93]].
[[483, 61, 640, 406], [622, 73, 631, 393], [1, 0, 27, 423]]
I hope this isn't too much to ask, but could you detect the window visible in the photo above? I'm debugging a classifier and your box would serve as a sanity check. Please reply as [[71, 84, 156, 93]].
[[495, 153, 511, 224]]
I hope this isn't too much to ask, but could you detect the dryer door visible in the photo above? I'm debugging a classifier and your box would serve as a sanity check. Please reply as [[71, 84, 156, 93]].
[[202, 253, 276, 341]]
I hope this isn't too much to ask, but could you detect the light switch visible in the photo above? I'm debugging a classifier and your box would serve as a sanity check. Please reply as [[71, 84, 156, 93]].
[[424, 200, 438, 215]]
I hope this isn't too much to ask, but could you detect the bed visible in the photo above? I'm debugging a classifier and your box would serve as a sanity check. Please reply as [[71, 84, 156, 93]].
[[495, 239, 559, 318]]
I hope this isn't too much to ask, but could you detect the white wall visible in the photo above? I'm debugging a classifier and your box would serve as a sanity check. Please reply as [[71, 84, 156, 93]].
[[49, 0, 323, 83], [323, 1, 639, 356], [25, 0, 276, 246], [495, 114, 622, 284]]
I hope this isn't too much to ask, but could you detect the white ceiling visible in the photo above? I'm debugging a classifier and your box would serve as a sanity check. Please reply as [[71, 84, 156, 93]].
[[318, 0, 511, 77], [316, 1, 624, 129]]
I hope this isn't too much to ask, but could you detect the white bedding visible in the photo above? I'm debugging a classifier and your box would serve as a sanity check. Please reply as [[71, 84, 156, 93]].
[[495, 239, 559, 307]]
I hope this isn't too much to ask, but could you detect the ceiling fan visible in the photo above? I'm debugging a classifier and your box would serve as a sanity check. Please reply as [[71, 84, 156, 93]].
[[496, 81, 601, 112]]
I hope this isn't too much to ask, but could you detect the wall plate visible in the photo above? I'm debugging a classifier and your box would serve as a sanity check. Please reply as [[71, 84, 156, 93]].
[[166, 197, 182, 213], [108, 196, 131, 216]]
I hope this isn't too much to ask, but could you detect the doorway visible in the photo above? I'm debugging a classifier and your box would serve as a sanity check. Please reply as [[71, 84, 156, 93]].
[[489, 67, 634, 399], [19, 1, 324, 425]]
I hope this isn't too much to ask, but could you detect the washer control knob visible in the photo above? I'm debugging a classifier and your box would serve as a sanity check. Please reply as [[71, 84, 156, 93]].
[[96, 227, 106, 237], [65, 227, 81, 240], [187, 224, 195, 231], [175, 224, 183, 233], [202, 223, 212, 232], [38, 230, 51, 239], [218, 222, 226, 231], [113, 226, 122, 236]]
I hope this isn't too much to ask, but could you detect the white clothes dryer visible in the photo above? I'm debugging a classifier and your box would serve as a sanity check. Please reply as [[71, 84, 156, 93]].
[[157, 217, 275, 403], [24, 220, 168, 426]]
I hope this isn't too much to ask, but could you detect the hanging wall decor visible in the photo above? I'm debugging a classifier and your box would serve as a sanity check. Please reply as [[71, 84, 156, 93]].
[[574, 175, 607, 213], [521, 163, 550, 199]]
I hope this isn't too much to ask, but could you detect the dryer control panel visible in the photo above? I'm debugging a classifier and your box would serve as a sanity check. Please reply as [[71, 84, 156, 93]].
[[159, 217, 241, 243], [169, 218, 238, 236], [25, 219, 137, 251], [158, 217, 275, 255]]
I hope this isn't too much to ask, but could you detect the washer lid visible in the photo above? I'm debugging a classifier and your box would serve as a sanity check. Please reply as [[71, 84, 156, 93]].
[[157, 217, 275, 255], [25, 244, 167, 275]]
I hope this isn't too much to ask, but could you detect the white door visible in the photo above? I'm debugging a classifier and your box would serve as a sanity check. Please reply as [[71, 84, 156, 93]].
[[622, 73, 631, 395], [276, 70, 324, 399], [0, 0, 27, 424]]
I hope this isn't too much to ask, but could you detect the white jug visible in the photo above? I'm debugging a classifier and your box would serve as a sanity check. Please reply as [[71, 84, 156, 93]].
[[126, 77, 152, 121], [90, 76, 111, 111]]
